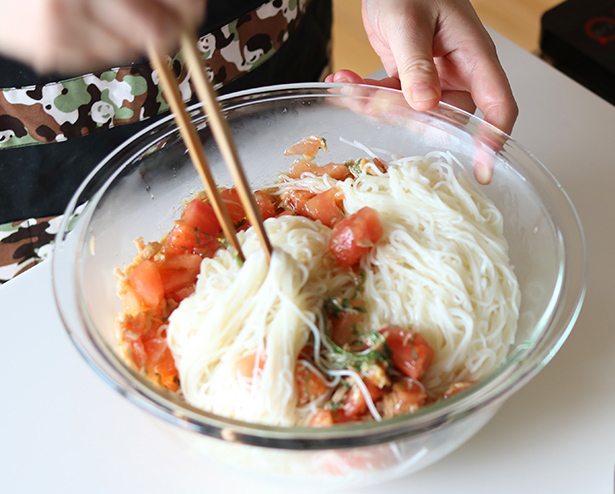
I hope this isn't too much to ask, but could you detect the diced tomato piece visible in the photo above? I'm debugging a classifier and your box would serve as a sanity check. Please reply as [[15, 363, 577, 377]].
[[163, 221, 221, 257], [144, 337, 168, 368], [155, 348, 179, 391], [310, 409, 334, 428], [181, 198, 221, 236], [296, 362, 329, 406], [281, 188, 316, 216], [319, 162, 352, 181], [236, 351, 266, 378], [288, 158, 317, 178], [254, 190, 277, 220], [288, 159, 352, 181], [127, 260, 165, 309], [220, 187, 246, 224], [379, 380, 427, 418], [329, 206, 383, 267], [343, 384, 368, 418], [330, 310, 362, 347], [166, 285, 196, 304], [157, 254, 202, 294], [379, 326, 433, 381], [284, 136, 327, 159], [304, 188, 344, 227], [342, 379, 384, 418], [122, 310, 160, 339]]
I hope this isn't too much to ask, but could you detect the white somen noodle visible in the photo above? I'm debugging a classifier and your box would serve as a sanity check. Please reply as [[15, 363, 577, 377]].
[[167, 151, 520, 426]]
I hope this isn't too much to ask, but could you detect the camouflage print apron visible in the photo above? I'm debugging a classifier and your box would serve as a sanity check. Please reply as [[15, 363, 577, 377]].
[[0, 0, 326, 283]]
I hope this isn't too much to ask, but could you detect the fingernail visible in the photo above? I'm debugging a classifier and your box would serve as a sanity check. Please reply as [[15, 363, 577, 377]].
[[411, 86, 438, 103], [474, 158, 493, 185]]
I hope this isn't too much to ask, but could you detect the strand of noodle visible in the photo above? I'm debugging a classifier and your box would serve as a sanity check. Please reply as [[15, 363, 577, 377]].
[[298, 359, 341, 388], [327, 369, 382, 422], [338, 137, 379, 159]]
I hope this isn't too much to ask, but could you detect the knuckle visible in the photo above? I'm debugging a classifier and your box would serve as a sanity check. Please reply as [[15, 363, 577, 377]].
[[400, 56, 437, 81]]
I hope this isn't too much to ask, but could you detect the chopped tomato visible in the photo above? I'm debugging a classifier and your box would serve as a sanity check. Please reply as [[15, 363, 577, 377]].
[[236, 351, 266, 378], [379, 380, 427, 418], [127, 260, 164, 309], [220, 187, 246, 224], [342, 379, 383, 418], [296, 362, 329, 405], [131, 338, 148, 369], [254, 190, 277, 220], [379, 326, 433, 381], [303, 188, 344, 227], [181, 198, 221, 236], [144, 337, 168, 368], [288, 158, 317, 178], [154, 347, 180, 392], [329, 207, 383, 267], [289, 159, 352, 181], [163, 221, 221, 257], [320, 162, 353, 181], [310, 409, 335, 427], [373, 158, 387, 173], [330, 309, 362, 347], [157, 254, 202, 294], [284, 136, 327, 159], [167, 285, 196, 304], [120, 309, 179, 391], [281, 188, 316, 216]]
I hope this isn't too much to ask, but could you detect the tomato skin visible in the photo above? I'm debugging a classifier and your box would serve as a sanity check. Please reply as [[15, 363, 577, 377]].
[[329, 207, 383, 267], [304, 188, 344, 227], [128, 260, 165, 309], [379, 326, 433, 381], [181, 198, 221, 236]]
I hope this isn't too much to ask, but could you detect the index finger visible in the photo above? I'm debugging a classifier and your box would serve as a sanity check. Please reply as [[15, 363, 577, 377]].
[[465, 39, 518, 135]]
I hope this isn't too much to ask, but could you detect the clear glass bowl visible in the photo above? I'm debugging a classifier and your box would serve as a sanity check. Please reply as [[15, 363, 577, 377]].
[[52, 83, 586, 488]]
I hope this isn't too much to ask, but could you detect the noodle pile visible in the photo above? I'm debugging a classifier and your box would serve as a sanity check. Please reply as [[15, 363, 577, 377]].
[[167, 150, 520, 426]]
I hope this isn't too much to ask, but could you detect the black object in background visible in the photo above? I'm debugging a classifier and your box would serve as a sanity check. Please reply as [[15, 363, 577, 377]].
[[540, 0, 615, 106]]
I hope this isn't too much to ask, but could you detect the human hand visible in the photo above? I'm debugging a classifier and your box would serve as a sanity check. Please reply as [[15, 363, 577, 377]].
[[0, 0, 206, 73], [328, 0, 517, 136]]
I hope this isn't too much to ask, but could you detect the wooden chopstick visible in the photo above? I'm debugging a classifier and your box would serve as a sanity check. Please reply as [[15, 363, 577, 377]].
[[180, 29, 273, 264], [147, 42, 245, 263]]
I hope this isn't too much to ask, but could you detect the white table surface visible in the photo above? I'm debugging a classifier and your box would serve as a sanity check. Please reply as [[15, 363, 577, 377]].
[[2, 30, 614, 494]]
